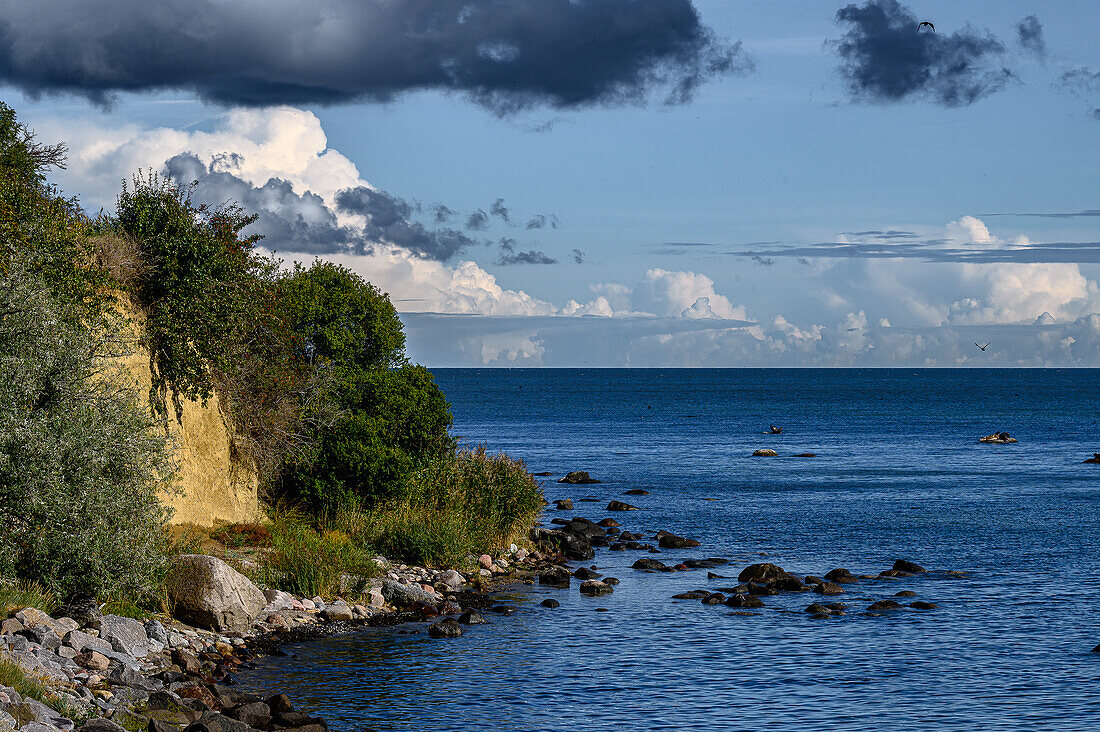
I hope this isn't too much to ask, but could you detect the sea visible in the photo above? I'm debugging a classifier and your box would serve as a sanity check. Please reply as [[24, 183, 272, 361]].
[[240, 368, 1100, 731]]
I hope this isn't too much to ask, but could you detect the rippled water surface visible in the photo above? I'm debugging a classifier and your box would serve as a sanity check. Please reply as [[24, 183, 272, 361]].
[[241, 369, 1100, 731]]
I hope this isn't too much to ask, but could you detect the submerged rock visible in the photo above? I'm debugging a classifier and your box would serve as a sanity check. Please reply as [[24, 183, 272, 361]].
[[554, 499, 574, 510], [867, 600, 903, 612], [559, 471, 601, 484], [607, 501, 640, 511], [892, 559, 927, 573], [623, 489, 651, 495], [579, 580, 613, 596], [979, 431, 1018, 444], [752, 449, 778, 457], [428, 619, 464, 638], [540, 599, 560, 609], [657, 533, 701, 549]]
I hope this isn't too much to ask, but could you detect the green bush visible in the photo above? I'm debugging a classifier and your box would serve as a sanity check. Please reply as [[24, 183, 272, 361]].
[[0, 268, 174, 601], [256, 508, 379, 598]]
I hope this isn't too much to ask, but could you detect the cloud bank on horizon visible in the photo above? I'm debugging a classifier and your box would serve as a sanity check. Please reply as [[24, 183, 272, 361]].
[[32, 105, 1100, 367], [0, 0, 750, 113]]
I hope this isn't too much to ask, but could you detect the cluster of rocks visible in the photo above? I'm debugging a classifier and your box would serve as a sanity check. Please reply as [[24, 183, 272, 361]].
[[666, 560, 944, 617], [979, 431, 1017, 444], [0, 539, 570, 732]]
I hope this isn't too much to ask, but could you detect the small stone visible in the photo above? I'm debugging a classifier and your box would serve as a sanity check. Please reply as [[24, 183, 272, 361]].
[[478, 554, 493, 570], [606, 501, 639, 511], [0, 618, 24, 635], [867, 600, 903, 612], [540, 599, 560, 608], [894, 590, 918, 598], [554, 499, 574, 510], [75, 651, 110, 671], [813, 581, 845, 595], [558, 471, 600, 484], [322, 604, 353, 621], [752, 449, 778, 457]]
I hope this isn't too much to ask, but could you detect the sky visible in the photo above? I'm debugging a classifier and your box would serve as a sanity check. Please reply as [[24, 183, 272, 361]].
[[4, 0, 1100, 366]]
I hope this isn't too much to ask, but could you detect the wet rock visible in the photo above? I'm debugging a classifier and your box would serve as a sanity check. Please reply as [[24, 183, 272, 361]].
[[673, 591, 710, 600], [607, 501, 639, 511], [550, 518, 570, 526], [438, 601, 462, 616], [490, 606, 514, 615], [910, 601, 938, 610], [657, 533, 701, 549], [458, 611, 488, 625], [725, 595, 764, 609], [805, 603, 836, 614], [166, 555, 266, 633], [813, 582, 845, 595], [867, 600, 903, 612], [793, 453, 817, 458], [558, 471, 601, 484], [598, 518, 621, 528], [228, 702, 271, 729], [1083, 453, 1100, 464], [701, 593, 725, 605], [532, 471, 554, 476], [707, 572, 728, 579], [539, 567, 571, 587], [579, 580, 613, 596], [773, 576, 808, 592], [439, 569, 465, 591], [824, 569, 858, 584], [803, 575, 824, 585], [623, 489, 651, 496], [737, 563, 787, 583], [540, 599, 560, 609], [631, 558, 671, 571], [747, 582, 777, 596], [428, 619, 464, 638], [554, 499, 574, 510], [563, 518, 607, 541], [894, 590, 918, 598], [573, 567, 601, 580], [979, 431, 1017, 444], [752, 449, 778, 457], [604, 577, 620, 585], [892, 559, 926, 573]]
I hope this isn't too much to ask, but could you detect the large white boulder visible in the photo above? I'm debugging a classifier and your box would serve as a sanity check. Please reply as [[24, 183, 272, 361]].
[[166, 554, 266, 633]]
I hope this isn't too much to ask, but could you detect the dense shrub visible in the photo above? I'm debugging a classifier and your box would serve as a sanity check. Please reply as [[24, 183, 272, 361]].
[[0, 268, 174, 600], [275, 262, 454, 514]]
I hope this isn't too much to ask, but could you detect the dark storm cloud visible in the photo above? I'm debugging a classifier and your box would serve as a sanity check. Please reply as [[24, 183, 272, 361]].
[[164, 154, 475, 260], [466, 210, 490, 231], [833, 0, 1014, 106], [335, 187, 476, 260], [497, 238, 557, 265], [490, 198, 512, 225], [0, 0, 750, 113], [571, 249, 586, 264], [430, 204, 455, 223], [1015, 15, 1045, 58]]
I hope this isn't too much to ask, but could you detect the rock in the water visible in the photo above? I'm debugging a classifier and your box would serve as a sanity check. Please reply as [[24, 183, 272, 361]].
[[631, 558, 670, 571], [540, 599, 560, 608], [738, 563, 787, 583], [892, 558, 926, 573], [428, 619, 464, 638], [554, 499, 574, 510], [813, 581, 845, 595], [623, 489, 651, 496], [910, 601, 938, 610], [573, 567, 600, 580], [598, 518, 621, 528], [752, 449, 778, 457], [579, 580, 613, 596], [1083, 453, 1100, 464], [438, 570, 465, 591], [166, 554, 266, 633], [793, 453, 817, 458], [458, 611, 488, 625], [824, 568, 858, 584], [558, 471, 601, 484], [657, 533, 701, 549], [979, 431, 1018, 444], [539, 567, 572, 587], [673, 591, 711, 600], [867, 600, 903, 612], [773, 576, 808, 592], [894, 590, 918, 598], [607, 501, 639, 511], [725, 594, 764, 608]]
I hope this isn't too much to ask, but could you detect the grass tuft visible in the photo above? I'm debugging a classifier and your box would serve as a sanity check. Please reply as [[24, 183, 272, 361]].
[[0, 658, 89, 725], [0, 580, 59, 617]]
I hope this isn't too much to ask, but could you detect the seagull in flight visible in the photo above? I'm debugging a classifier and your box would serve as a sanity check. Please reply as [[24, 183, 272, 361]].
[[975, 341, 990, 351], [917, 21, 935, 32]]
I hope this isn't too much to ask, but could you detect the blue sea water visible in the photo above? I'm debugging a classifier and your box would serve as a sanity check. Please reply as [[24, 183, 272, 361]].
[[241, 369, 1100, 731]]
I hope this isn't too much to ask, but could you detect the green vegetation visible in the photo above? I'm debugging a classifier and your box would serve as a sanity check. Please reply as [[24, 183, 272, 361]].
[[0, 101, 544, 611], [0, 580, 59, 617], [0, 658, 88, 725]]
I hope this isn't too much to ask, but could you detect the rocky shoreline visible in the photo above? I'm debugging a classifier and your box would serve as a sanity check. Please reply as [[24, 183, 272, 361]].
[[2, 477, 970, 732]]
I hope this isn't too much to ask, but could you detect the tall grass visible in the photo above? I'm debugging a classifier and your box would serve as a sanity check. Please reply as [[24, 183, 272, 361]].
[[255, 507, 379, 598], [356, 448, 544, 567], [0, 658, 88, 725], [0, 580, 59, 617]]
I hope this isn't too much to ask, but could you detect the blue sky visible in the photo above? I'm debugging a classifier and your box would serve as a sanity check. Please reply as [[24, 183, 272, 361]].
[[4, 0, 1100, 365]]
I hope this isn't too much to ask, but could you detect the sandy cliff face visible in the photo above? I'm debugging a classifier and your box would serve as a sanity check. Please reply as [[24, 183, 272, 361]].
[[116, 300, 261, 527]]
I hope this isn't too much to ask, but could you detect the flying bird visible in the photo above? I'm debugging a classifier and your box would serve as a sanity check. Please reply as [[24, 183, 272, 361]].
[[917, 21, 935, 32], [975, 342, 990, 351]]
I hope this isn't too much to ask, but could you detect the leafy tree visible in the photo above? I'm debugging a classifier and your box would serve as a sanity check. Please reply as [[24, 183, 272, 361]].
[[0, 268, 174, 601]]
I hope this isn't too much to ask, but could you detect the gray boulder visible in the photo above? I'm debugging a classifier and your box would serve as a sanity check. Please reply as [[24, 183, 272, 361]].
[[380, 580, 437, 607], [76, 721, 127, 732], [98, 615, 150, 658], [166, 555, 266, 633]]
